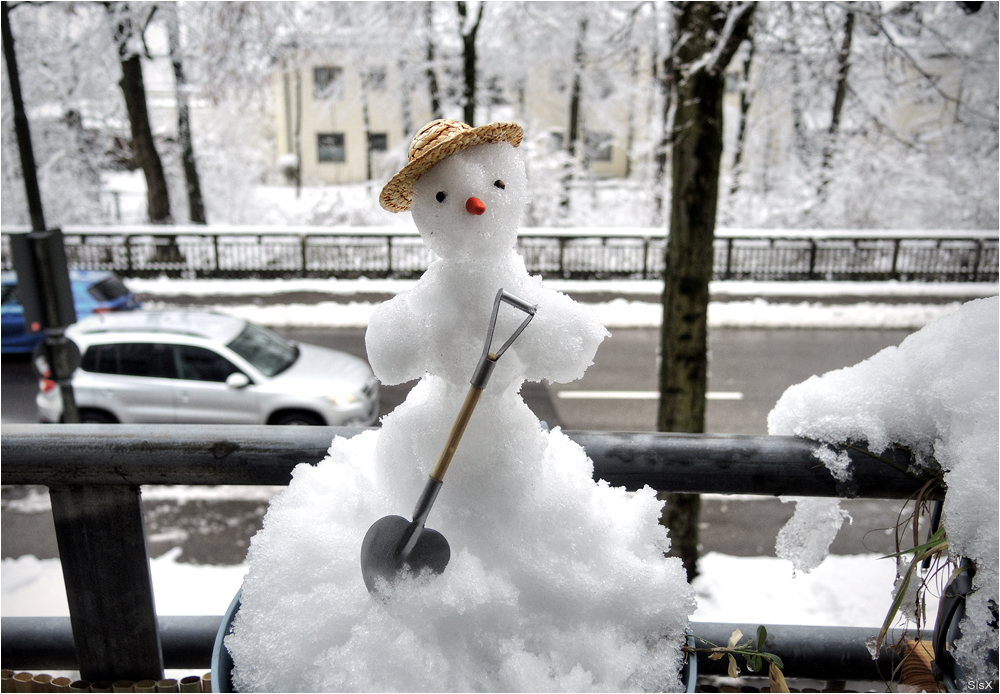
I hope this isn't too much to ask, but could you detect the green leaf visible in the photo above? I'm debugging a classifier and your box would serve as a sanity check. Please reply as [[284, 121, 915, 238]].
[[756, 625, 767, 651], [765, 653, 784, 670], [747, 654, 762, 673]]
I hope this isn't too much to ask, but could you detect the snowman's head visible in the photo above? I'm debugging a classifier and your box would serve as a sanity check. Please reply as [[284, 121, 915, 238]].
[[410, 143, 527, 262]]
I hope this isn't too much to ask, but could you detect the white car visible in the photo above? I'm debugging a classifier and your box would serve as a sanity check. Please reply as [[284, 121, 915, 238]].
[[37, 311, 379, 426]]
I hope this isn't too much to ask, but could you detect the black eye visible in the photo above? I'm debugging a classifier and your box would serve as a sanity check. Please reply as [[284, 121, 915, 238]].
[[436, 191, 447, 203], [494, 180, 506, 190]]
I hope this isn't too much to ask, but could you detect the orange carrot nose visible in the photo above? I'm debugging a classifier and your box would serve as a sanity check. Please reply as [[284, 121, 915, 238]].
[[466, 197, 487, 215]]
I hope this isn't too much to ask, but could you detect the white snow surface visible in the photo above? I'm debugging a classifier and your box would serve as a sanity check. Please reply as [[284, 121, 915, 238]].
[[144, 297, 971, 330], [126, 275, 998, 330], [226, 142, 695, 692], [0, 549, 924, 629], [768, 296, 999, 681]]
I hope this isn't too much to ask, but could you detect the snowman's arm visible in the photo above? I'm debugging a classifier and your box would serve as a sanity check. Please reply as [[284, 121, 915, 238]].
[[515, 289, 608, 384], [365, 292, 428, 385]]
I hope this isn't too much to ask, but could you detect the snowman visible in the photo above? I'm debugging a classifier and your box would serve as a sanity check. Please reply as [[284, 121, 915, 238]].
[[365, 119, 609, 552], [226, 120, 695, 693]]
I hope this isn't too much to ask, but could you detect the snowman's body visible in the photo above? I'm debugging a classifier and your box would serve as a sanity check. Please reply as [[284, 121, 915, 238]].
[[227, 133, 695, 694], [366, 142, 606, 538]]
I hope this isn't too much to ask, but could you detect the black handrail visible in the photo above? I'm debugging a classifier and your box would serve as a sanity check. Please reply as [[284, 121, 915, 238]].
[[1, 424, 932, 498]]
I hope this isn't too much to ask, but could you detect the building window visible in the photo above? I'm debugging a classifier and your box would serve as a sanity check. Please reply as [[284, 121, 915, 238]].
[[368, 133, 388, 152], [585, 131, 613, 162], [365, 68, 387, 92], [314, 66, 343, 99], [318, 133, 345, 162]]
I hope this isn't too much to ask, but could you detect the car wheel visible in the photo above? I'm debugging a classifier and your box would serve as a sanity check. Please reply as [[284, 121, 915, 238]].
[[271, 411, 325, 426], [77, 409, 119, 424]]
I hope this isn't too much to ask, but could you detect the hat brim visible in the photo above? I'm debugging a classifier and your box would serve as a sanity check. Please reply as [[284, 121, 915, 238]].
[[379, 122, 523, 212]]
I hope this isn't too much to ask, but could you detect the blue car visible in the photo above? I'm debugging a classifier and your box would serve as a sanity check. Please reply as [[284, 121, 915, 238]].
[[1, 269, 142, 353]]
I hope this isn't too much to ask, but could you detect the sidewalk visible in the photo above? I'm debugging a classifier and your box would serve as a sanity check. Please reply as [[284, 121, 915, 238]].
[[125, 277, 998, 329]]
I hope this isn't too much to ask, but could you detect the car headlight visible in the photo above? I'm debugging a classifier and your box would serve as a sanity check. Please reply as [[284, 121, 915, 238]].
[[324, 393, 357, 407]]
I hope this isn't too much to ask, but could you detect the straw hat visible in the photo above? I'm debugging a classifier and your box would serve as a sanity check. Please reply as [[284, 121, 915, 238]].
[[380, 119, 523, 212]]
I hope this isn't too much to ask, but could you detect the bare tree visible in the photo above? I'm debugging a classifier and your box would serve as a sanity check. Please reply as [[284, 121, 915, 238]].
[[818, 2, 855, 196], [727, 26, 755, 200], [164, 2, 205, 224], [105, 2, 172, 224], [657, 0, 755, 582], [456, 0, 484, 125], [559, 14, 588, 215], [424, 2, 443, 120]]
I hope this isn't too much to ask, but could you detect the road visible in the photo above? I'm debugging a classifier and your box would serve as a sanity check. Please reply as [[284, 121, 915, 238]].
[[2, 327, 919, 566]]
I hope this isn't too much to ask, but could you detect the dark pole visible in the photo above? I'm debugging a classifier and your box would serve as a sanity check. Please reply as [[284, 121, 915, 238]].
[[2, 0, 45, 231], [3, 1, 80, 423]]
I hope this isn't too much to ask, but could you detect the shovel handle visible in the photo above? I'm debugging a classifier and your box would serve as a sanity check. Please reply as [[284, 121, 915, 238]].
[[429, 290, 535, 483], [430, 380, 486, 482]]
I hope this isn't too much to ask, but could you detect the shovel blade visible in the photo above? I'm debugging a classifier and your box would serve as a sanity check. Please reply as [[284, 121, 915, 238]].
[[360, 515, 450, 593]]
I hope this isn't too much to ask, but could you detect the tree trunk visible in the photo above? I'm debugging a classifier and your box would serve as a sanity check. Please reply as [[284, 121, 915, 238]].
[[785, 2, 809, 165], [165, 2, 206, 224], [624, 46, 639, 178], [457, 1, 483, 126], [652, 51, 673, 226], [561, 15, 587, 214], [819, 5, 855, 194], [657, 0, 754, 582], [425, 2, 442, 120], [107, 3, 172, 225], [728, 30, 755, 199], [398, 58, 414, 137], [107, 4, 171, 225], [361, 69, 373, 180], [294, 68, 302, 198], [120, 54, 171, 224]]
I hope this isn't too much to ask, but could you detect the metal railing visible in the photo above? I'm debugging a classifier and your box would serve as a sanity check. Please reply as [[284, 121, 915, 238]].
[[1, 424, 935, 684], [3, 227, 997, 282]]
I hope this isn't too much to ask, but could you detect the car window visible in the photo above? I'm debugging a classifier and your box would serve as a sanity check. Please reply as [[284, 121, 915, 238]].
[[227, 322, 298, 377], [87, 276, 130, 301], [174, 345, 241, 382], [81, 343, 177, 378]]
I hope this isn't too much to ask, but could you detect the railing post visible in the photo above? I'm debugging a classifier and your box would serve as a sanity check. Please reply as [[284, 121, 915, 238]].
[[300, 234, 307, 276], [48, 484, 163, 682], [124, 235, 133, 275], [972, 239, 982, 282], [386, 235, 393, 278], [725, 237, 734, 280], [559, 237, 567, 278], [808, 238, 818, 280], [891, 238, 901, 281], [213, 233, 220, 276]]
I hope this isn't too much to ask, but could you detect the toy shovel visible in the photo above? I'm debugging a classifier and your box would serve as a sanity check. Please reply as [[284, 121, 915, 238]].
[[360, 288, 536, 593]]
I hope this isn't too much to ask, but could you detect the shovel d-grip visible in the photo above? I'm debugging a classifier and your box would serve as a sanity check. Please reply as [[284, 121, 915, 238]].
[[361, 289, 536, 592]]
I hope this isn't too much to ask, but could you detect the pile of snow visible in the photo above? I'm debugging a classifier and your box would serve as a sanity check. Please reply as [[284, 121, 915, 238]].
[[227, 138, 693, 691], [768, 296, 999, 681]]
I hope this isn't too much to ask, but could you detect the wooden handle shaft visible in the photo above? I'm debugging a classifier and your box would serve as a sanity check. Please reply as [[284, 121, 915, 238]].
[[430, 385, 483, 482]]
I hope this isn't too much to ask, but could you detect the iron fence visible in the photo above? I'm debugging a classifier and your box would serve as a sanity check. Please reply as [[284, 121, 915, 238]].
[[2, 228, 997, 282]]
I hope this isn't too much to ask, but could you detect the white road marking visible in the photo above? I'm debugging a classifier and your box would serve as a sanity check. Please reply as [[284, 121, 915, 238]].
[[556, 390, 744, 401]]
